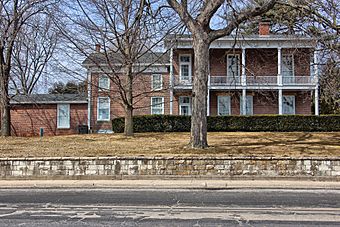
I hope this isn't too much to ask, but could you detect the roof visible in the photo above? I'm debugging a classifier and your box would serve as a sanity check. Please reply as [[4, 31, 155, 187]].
[[82, 51, 170, 67], [10, 93, 88, 104]]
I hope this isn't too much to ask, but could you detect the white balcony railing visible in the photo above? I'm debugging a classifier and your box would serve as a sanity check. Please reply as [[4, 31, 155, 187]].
[[282, 76, 312, 85], [210, 76, 241, 86], [173, 75, 314, 87]]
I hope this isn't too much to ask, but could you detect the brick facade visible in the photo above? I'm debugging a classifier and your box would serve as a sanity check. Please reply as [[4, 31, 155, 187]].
[[88, 47, 314, 132], [10, 103, 87, 136]]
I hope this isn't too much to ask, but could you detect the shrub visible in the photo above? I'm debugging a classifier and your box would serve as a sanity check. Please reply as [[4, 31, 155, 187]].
[[112, 115, 340, 133]]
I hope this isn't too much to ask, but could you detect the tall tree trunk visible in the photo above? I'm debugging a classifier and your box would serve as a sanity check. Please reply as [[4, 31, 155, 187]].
[[0, 70, 10, 136], [124, 105, 133, 136], [190, 37, 210, 148], [124, 66, 134, 136]]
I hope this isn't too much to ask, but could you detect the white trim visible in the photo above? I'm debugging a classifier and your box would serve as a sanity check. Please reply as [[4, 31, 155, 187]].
[[151, 97, 164, 114], [97, 97, 110, 121], [282, 95, 296, 115], [281, 54, 295, 78], [57, 104, 70, 129], [98, 75, 110, 90], [227, 54, 241, 78], [179, 96, 191, 116], [151, 74, 163, 91], [217, 96, 231, 116], [179, 54, 192, 82]]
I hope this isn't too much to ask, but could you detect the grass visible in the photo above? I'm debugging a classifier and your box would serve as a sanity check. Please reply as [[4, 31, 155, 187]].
[[0, 132, 339, 158]]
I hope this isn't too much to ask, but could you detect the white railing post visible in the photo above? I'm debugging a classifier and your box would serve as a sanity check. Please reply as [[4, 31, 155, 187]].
[[169, 48, 174, 115], [277, 48, 282, 86]]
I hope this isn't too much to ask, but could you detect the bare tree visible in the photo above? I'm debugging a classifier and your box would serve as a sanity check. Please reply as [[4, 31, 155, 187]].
[[10, 14, 59, 95], [58, 0, 177, 136], [0, 0, 55, 136], [166, 0, 277, 148]]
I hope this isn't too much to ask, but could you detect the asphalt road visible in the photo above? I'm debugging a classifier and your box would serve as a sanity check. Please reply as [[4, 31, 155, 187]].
[[0, 188, 339, 226]]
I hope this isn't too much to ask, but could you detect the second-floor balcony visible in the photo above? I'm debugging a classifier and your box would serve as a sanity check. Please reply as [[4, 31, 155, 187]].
[[173, 75, 315, 88]]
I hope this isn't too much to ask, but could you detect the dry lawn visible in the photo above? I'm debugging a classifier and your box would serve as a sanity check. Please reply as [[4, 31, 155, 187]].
[[0, 132, 339, 158]]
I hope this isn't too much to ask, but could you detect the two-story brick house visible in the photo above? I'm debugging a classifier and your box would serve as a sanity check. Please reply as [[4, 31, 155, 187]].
[[83, 22, 319, 133]]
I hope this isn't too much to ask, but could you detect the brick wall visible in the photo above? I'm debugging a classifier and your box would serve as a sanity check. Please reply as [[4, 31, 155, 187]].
[[10, 103, 87, 136]]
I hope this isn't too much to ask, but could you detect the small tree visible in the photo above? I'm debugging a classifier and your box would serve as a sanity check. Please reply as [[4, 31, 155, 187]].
[[166, 0, 277, 148]]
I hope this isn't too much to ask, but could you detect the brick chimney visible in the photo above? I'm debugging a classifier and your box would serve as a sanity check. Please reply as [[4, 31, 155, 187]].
[[259, 20, 271, 36], [95, 44, 101, 52]]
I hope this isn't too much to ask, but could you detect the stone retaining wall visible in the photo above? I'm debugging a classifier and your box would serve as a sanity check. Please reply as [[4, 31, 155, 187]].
[[1, 156, 340, 180]]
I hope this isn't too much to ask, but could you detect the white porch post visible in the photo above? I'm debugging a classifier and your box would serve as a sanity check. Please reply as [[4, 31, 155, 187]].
[[207, 48, 211, 116], [241, 48, 246, 86], [169, 48, 174, 115], [87, 70, 91, 132], [277, 47, 282, 86], [241, 48, 247, 115], [278, 47, 283, 115], [278, 89, 283, 115], [314, 49, 319, 115], [242, 89, 247, 115]]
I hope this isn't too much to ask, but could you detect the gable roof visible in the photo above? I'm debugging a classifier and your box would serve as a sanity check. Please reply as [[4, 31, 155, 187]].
[[10, 93, 88, 104], [82, 51, 170, 67]]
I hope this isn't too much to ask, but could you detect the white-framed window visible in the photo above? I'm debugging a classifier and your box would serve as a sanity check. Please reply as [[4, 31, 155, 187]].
[[98, 75, 110, 90], [179, 54, 192, 82], [57, 104, 70, 129], [240, 95, 253, 115], [217, 96, 231, 116], [151, 97, 164, 114], [179, 96, 191, 116], [97, 97, 110, 121], [283, 95, 295, 114], [227, 54, 240, 79], [151, 74, 162, 90], [282, 54, 294, 83]]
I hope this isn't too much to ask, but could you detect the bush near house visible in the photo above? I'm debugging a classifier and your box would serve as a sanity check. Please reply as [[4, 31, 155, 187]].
[[112, 115, 340, 133]]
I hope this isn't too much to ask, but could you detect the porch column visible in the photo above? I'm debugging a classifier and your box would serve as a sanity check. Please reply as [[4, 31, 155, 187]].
[[87, 70, 92, 132], [207, 48, 210, 116], [242, 89, 247, 115], [169, 48, 174, 115], [241, 48, 246, 86], [278, 89, 283, 115], [314, 49, 319, 115], [277, 47, 282, 86]]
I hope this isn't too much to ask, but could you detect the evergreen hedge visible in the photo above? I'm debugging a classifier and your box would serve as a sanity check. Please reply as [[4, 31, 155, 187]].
[[112, 115, 340, 133]]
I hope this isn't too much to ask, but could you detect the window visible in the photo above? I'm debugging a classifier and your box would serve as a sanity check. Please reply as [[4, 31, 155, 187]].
[[179, 55, 192, 82], [282, 54, 294, 83], [179, 96, 191, 116], [98, 75, 110, 90], [240, 95, 253, 115], [151, 97, 164, 114], [152, 74, 162, 90], [57, 104, 70, 129], [283, 95, 295, 114], [217, 96, 231, 116], [227, 54, 240, 79], [97, 97, 110, 121]]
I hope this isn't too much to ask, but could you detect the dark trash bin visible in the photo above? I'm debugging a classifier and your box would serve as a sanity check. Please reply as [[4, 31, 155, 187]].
[[78, 125, 89, 134]]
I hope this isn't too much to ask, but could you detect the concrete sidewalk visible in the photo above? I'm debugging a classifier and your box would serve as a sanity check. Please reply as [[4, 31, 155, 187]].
[[1, 180, 340, 190]]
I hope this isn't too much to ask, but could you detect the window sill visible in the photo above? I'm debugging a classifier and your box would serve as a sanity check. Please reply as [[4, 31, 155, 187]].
[[97, 119, 111, 122], [57, 127, 70, 129]]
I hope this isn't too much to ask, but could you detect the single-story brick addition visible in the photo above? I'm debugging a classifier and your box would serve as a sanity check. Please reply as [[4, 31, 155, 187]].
[[9, 94, 88, 136]]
